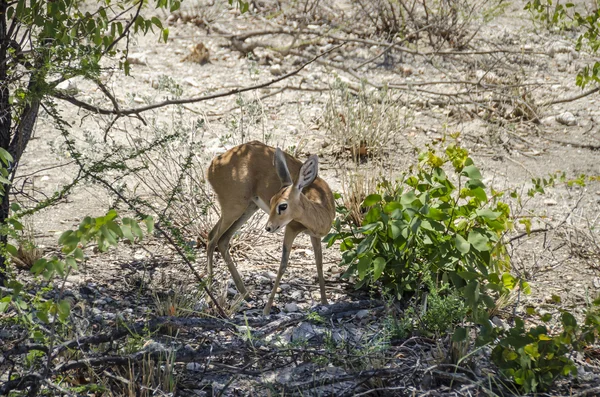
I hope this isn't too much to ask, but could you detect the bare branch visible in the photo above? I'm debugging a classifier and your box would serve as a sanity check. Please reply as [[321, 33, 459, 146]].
[[53, 44, 345, 116]]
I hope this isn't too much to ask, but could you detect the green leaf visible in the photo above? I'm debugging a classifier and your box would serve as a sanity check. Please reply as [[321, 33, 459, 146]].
[[357, 256, 370, 280], [151, 16, 163, 28], [467, 187, 487, 202], [383, 201, 402, 213], [0, 147, 13, 164], [362, 194, 381, 207], [502, 273, 517, 290], [31, 258, 47, 275], [103, 224, 119, 245], [106, 220, 124, 239], [0, 296, 11, 312], [457, 271, 480, 281], [5, 243, 18, 256], [455, 235, 470, 254], [389, 220, 403, 239], [57, 299, 71, 322], [464, 280, 480, 304], [476, 208, 501, 220], [462, 164, 482, 180], [373, 257, 386, 281], [400, 191, 418, 206], [468, 230, 489, 251], [121, 224, 135, 243], [452, 327, 467, 342]]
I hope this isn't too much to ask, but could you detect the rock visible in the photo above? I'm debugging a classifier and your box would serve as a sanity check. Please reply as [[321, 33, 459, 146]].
[[269, 64, 283, 76], [356, 309, 370, 319], [256, 275, 270, 284], [93, 299, 107, 306], [133, 96, 145, 104], [593, 277, 600, 288], [556, 111, 576, 126], [290, 322, 326, 341], [127, 52, 148, 65], [265, 271, 277, 280], [491, 316, 508, 330], [187, 362, 203, 371], [227, 288, 238, 297], [285, 302, 299, 312], [104, 312, 116, 321], [279, 283, 291, 291], [184, 77, 199, 87], [544, 199, 558, 206], [541, 116, 555, 126], [55, 78, 79, 95], [290, 290, 303, 300]]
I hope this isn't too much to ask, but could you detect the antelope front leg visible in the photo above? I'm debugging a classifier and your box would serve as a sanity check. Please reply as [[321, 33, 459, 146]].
[[263, 225, 302, 315], [311, 236, 328, 305]]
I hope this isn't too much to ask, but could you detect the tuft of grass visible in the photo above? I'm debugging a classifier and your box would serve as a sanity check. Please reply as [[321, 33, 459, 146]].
[[324, 81, 410, 162]]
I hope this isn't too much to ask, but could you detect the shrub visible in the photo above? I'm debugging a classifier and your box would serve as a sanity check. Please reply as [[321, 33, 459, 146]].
[[325, 139, 525, 341], [492, 298, 600, 394]]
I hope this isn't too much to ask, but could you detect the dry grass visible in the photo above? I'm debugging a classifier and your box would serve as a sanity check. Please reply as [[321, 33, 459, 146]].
[[324, 82, 411, 162]]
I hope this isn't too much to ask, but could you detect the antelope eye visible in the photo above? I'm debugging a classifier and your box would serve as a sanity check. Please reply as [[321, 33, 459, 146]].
[[278, 203, 288, 213]]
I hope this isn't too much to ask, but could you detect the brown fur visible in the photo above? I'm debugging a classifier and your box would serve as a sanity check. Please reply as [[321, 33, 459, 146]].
[[206, 141, 335, 314]]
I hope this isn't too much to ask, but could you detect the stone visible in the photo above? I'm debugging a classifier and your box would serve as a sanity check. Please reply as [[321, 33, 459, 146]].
[[187, 362, 203, 371], [55, 78, 79, 95], [556, 111, 576, 126], [269, 64, 283, 76], [127, 52, 148, 65], [285, 302, 299, 312], [266, 271, 277, 280]]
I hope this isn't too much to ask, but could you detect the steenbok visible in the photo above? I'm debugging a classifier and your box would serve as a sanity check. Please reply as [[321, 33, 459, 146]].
[[207, 141, 335, 315]]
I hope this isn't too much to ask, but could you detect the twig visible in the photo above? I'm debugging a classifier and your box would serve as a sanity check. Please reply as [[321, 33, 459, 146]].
[[542, 86, 600, 106], [508, 228, 549, 243], [544, 136, 600, 151], [53, 44, 345, 116]]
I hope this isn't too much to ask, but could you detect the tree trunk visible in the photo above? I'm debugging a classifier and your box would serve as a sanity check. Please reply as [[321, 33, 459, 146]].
[[0, 0, 11, 285]]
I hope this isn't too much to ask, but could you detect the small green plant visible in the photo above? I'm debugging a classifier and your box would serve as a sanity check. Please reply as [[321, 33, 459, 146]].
[[325, 139, 524, 342], [525, 0, 575, 29], [491, 297, 600, 393], [0, 210, 154, 342], [525, 1, 600, 88], [419, 283, 468, 337], [307, 311, 326, 324]]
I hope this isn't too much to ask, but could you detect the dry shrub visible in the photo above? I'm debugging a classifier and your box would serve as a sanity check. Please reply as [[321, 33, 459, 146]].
[[324, 81, 411, 161], [353, 0, 506, 48], [11, 219, 43, 270], [341, 169, 380, 227]]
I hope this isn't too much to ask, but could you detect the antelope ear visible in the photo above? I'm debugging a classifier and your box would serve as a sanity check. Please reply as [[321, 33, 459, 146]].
[[274, 148, 293, 187], [296, 154, 318, 191]]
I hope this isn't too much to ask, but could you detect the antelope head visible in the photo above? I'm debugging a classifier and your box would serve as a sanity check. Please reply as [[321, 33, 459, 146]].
[[265, 148, 318, 233]]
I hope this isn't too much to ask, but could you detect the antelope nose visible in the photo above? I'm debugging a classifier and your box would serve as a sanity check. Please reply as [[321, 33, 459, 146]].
[[266, 225, 272, 232]]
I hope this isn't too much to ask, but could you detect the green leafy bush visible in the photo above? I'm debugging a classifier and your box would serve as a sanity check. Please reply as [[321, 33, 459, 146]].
[[492, 299, 600, 394], [419, 284, 468, 336], [0, 210, 153, 338], [325, 141, 523, 340], [525, 0, 600, 88]]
